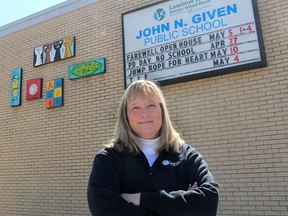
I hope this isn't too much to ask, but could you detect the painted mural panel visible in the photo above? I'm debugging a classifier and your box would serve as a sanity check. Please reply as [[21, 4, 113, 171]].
[[69, 58, 106, 79], [26, 78, 42, 100], [46, 78, 63, 109], [33, 36, 75, 67], [10, 68, 22, 107]]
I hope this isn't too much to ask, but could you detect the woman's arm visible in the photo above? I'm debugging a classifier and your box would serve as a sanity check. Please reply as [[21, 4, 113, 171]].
[[138, 147, 219, 216], [87, 149, 150, 216]]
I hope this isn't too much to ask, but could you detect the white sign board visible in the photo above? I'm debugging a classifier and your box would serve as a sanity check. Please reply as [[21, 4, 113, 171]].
[[122, 0, 266, 87]]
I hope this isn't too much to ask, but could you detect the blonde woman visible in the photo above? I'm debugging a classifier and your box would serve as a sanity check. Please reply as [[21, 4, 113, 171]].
[[87, 80, 219, 216]]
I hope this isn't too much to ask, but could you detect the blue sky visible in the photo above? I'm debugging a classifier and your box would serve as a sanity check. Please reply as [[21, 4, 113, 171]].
[[0, 0, 67, 27]]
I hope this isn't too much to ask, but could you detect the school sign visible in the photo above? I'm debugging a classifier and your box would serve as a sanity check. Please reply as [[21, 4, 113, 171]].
[[122, 0, 266, 87]]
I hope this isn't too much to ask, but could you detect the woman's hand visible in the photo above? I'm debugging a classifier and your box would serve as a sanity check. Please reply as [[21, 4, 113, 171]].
[[121, 193, 141, 206], [188, 182, 198, 190]]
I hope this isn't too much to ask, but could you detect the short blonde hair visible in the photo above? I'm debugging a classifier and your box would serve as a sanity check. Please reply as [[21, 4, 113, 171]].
[[109, 80, 184, 154]]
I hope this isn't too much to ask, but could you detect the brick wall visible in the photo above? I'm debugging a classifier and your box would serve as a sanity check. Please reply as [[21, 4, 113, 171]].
[[0, 0, 287, 215]]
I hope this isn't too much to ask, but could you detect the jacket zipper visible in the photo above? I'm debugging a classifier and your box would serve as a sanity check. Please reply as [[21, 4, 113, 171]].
[[149, 167, 154, 180]]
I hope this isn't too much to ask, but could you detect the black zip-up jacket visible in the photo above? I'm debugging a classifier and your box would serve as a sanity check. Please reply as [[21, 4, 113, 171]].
[[87, 144, 219, 216]]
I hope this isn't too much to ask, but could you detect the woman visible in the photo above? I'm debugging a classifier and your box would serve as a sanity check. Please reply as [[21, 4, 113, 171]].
[[87, 80, 219, 216]]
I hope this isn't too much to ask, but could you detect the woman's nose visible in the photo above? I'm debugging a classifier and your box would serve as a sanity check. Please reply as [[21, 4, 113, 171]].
[[140, 108, 149, 117]]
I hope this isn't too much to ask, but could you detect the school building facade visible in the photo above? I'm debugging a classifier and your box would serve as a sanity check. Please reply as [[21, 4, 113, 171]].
[[0, 0, 287, 215]]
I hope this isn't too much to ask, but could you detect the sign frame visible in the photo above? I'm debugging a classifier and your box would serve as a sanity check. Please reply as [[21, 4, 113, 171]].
[[122, 0, 267, 88]]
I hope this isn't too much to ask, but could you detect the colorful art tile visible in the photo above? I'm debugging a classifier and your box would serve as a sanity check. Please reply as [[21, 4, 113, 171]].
[[46, 78, 63, 109], [26, 78, 42, 100], [10, 68, 22, 106], [69, 58, 106, 79], [33, 36, 75, 67]]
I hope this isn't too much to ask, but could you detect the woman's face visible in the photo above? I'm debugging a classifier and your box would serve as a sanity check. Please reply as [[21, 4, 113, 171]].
[[127, 94, 162, 140]]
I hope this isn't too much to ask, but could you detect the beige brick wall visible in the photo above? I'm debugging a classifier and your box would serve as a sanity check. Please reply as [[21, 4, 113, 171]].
[[0, 0, 287, 215]]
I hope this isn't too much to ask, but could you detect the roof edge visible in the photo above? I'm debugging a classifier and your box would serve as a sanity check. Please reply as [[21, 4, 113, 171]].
[[0, 0, 98, 38]]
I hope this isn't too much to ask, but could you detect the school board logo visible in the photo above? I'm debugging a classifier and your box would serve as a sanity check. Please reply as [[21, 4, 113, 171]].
[[154, 8, 166, 21], [162, 156, 185, 167]]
